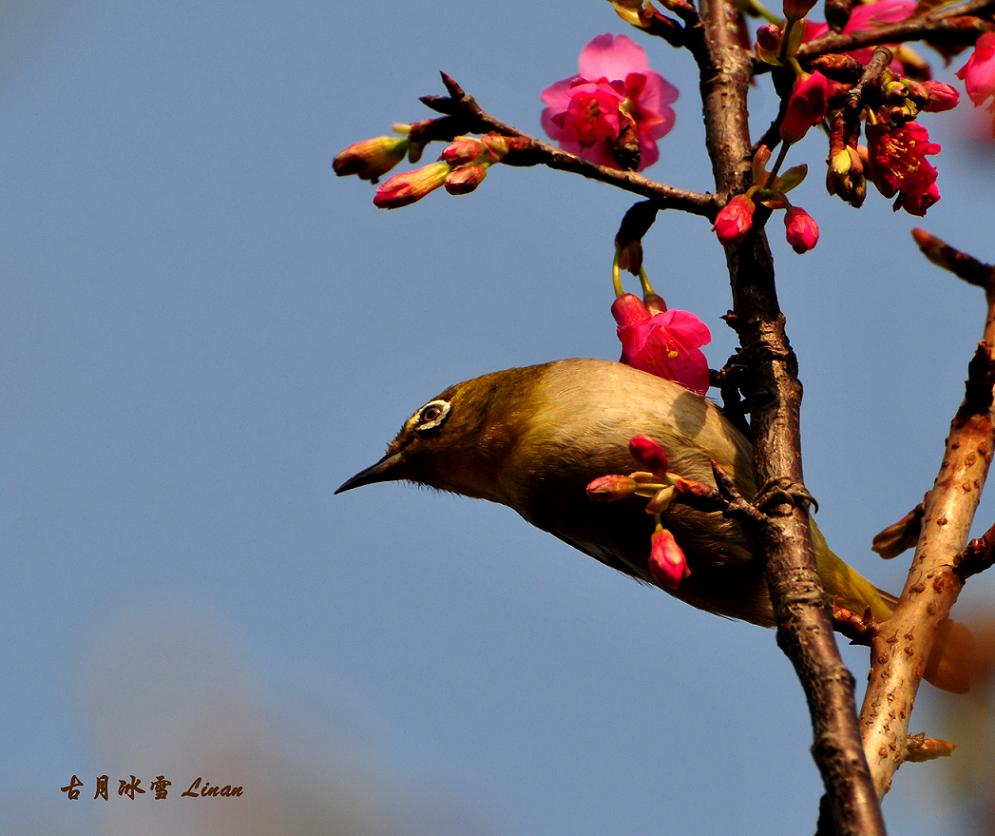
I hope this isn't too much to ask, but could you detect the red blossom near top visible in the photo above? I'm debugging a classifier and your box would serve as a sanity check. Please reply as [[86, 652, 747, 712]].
[[780, 71, 832, 144], [541, 33, 678, 171], [648, 527, 690, 589], [611, 293, 711, 395], [805, 0, 916, 65], [865, 121, 941, 216], [957, 32, 995, 136]]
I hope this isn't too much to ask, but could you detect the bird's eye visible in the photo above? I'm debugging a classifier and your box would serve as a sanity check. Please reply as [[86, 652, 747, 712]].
[[414, 399, 450, 432]]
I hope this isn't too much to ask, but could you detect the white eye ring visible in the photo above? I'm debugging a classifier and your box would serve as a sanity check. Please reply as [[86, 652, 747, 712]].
[[414, 399, 451, 432]]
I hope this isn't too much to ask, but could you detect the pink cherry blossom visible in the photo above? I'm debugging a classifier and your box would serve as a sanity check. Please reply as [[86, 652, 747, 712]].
[[611, 294, 711, 395], [649, 527, 690, 589], [541, 33, 678, 171], [957, 33, 995, 136], [865, 121, 941, 216]]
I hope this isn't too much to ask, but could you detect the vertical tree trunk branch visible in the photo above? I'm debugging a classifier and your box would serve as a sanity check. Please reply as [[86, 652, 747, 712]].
[[859, 283, 995, 796], [697, 1, 885, 832]]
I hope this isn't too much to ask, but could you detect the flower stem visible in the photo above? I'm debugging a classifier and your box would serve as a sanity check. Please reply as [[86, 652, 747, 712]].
[[612, 248, 625, 297]]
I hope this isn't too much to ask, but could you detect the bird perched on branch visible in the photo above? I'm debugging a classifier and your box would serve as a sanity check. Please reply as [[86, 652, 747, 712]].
[[337, 358, 968, 692]]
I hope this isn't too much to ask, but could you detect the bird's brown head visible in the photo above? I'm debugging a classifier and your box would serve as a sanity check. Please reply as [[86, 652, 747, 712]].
[[336, 366, 545, 501]]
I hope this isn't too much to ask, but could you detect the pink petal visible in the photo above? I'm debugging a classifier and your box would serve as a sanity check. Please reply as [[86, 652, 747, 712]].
[[578, 33, 649, 81], [540, 77, 579, 110], [541, 108, 566, 140], [958, 33, 995, 107], [845, 0, 916, 30], [631, 71, 679, 113], [636, 134, 660, 170], [660, 309, 712, 347]]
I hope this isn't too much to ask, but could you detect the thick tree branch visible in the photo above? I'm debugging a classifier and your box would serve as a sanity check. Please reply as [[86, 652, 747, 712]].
[[698, 1, 884, 833], [858, 232, 995, 797]]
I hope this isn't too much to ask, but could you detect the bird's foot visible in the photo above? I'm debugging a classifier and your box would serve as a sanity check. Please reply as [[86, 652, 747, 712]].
[[753, 478, 819, 515]]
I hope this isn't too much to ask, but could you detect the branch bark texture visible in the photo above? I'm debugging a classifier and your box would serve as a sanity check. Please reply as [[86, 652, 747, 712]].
[[859, 239, 995, 796], [698, 1, 885, 832]]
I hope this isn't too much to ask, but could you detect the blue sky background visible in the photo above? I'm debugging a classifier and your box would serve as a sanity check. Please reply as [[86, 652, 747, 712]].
[[3, 2, 995, 834]]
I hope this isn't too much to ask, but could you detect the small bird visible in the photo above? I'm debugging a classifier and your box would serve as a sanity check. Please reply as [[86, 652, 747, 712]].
[[338, 358, 967, 691]]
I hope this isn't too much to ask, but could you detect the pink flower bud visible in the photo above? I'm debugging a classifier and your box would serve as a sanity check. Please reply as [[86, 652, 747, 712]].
[[441, 137, 487, 166], [712, 194, 755, 246], [332, 136, 409, 183], [444, 164, 488, 195], [780, 72, 831, 144], [784, 207, 819, 253], [628, 435, 669, 476], [755, 25, 782, 65], [648, 528, 690, 589], [373, 162, 451, 209], [919, 81, 960, 113], [586, 474, 638, 501]]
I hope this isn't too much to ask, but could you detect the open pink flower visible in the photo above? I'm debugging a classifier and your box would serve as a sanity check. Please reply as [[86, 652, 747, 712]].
[[805, 0, 916, 65], [611, 294, 711, 395], [541, 34, 678, 171], [865, 121, 941, 215], [649, 527, 690, 589], [957, 32, 995, 136]]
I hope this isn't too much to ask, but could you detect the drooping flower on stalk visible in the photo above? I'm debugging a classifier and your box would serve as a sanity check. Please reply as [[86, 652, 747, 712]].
[[611, 293, 711, 396], [541, 33, 679, 171]]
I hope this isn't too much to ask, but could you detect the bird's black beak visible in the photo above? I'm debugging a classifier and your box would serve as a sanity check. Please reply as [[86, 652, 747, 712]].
[[335, 451, 405, 494]]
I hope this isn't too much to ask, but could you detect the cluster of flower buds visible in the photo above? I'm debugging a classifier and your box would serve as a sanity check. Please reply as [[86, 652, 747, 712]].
[[334, 131, 522, 209], [749, 0, 982, 218], [373, 133, 516, 208], [712, 145, 819, 253], [586, 435, 692, 589]]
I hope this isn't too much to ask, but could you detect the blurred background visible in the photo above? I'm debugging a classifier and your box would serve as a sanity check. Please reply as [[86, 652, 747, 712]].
[[3, 1, 995, 834]]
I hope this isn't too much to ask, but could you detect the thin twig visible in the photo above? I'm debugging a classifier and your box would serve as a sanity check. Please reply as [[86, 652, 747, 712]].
[[422, 73, 719, 216], [797, 0, 995, 60]]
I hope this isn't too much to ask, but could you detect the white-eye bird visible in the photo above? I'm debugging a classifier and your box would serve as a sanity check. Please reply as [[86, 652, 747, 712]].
[[337, 358, 968, 691]]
